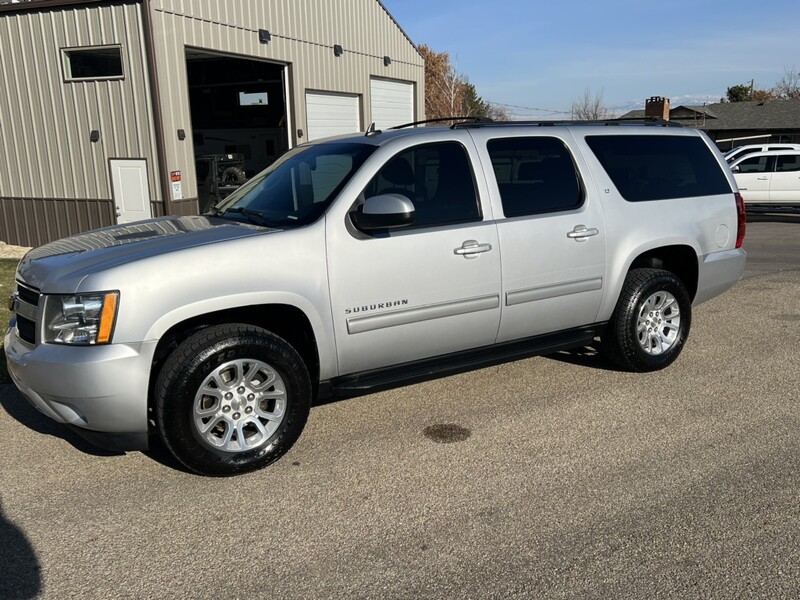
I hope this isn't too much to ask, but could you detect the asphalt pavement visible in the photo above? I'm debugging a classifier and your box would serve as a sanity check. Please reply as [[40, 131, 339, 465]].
[[1, 219, 798, 599]]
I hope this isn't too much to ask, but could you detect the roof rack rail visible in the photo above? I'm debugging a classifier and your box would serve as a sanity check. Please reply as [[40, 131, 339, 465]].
[[451, 117, 683, 129], [388, 116, 493, 130]]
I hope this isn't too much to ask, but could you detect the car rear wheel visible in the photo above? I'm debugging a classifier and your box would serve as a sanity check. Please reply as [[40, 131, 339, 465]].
[[601, 268, 692, 372], [155, 324, 311, 476]]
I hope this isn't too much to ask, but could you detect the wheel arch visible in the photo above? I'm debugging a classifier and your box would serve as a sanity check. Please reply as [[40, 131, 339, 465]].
[[148, 303, 324, 421], [600, 243, 699, 321], [628, 245, 698, 300]]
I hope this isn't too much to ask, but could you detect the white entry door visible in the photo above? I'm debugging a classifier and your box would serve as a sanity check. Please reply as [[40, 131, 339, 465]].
[[306, 92, 360, 141], [110, 159, 152, 223]]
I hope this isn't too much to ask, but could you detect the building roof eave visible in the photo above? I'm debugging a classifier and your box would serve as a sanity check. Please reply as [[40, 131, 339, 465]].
[[375, 0, 423, 60], [0, 0, 138, 15]]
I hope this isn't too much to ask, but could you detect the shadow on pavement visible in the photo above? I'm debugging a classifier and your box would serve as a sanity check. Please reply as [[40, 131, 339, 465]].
[[1, 383, 202, 474], [0, 500, 42, 600], [545, 343, 627, 372], [746, 213, 800, 224], [143, 437, 195, 475], [0, 384, 121, 457]]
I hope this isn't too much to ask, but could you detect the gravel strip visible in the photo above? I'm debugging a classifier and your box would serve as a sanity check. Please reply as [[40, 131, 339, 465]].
[[0, 242, 31, 259]]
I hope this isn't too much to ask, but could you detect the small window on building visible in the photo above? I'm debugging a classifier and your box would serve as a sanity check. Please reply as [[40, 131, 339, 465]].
[[239, 91, 268, 106], [63, 46, 123, 81], [487, 137, 583, 217]]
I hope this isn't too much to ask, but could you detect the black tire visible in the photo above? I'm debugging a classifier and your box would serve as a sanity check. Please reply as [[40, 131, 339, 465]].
[[600, 268, 692, 372], [221, 166, 247, 184], [155, 324, 311, 476]]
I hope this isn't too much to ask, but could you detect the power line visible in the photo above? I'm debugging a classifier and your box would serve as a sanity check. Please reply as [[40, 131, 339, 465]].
[[486, 100, 572, 115]]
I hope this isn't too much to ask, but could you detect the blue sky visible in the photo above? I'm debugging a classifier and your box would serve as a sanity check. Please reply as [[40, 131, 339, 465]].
[[381, 0, 800, 118]]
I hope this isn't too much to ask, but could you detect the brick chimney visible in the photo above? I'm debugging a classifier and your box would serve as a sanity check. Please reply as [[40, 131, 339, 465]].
[[644, 96, 671, 120]]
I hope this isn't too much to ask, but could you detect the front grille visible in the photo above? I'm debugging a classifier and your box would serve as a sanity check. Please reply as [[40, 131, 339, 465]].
[[14, 282, 40, 345], [16, 316, 36, 344], [17, 283, 40, 306]]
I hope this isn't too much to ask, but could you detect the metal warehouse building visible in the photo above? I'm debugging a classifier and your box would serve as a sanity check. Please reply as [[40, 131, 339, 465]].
[[0, 0, 424, 247]]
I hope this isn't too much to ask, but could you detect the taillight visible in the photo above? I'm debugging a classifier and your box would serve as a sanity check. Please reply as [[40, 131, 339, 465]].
[[734, 192, 746, 248]]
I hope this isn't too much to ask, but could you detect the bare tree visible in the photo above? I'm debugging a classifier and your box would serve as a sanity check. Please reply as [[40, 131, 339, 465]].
[[570, 88, 615, 120], [419, 45, 462, 121], [418, 45, 503, 122], [772, 66, 800, 100], [438, 61, 464, 118]]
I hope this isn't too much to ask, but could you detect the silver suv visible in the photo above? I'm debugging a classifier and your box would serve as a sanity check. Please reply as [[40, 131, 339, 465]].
[[4, 119, 747, 476]]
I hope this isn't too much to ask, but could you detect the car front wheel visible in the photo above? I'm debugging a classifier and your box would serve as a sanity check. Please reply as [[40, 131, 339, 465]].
[[155, 324, 311, 476]]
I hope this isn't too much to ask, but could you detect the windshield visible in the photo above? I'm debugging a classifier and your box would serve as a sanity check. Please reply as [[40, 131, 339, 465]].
[[210, 142, 375, 228]]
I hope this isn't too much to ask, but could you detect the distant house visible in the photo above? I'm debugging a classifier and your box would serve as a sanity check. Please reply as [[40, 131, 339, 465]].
[[620, 96, 800, 151]]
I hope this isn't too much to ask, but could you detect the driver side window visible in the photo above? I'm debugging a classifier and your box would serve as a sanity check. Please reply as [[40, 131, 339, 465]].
[[363, 141, 481, 229], [737, 156, 773, 173]]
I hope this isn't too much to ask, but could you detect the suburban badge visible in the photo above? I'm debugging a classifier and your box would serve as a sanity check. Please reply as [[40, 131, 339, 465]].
[[345, 299, 409, 315]]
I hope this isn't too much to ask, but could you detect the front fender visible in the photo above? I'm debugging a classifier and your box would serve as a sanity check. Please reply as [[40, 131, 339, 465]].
[[143, 291, 337, 380]]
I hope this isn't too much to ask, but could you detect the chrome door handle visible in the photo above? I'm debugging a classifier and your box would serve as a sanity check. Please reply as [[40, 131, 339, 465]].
[[454, 240, 493, 259], [757, 176, 769, 180], [566, 225, 599, 241]]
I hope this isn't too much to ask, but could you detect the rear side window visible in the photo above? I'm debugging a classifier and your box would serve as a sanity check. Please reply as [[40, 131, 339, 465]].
[[487, 137, 582, 217], [586, 135, 732, 201], [776, 155, 800, 172]]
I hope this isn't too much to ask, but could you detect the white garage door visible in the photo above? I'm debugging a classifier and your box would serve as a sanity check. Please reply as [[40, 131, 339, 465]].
[[370, 78, 414, 130], [305, 92, 360, 141]]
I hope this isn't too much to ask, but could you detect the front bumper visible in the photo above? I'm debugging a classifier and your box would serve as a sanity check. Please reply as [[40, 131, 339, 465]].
[[4, 326, 157, 451]]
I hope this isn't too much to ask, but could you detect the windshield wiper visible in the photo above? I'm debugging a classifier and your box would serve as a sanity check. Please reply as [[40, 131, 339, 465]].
[[219, 206, 273, 226]]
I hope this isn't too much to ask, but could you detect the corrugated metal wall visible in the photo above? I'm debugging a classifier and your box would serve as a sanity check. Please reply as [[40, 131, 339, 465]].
[[0, 1, 159, 247], [0, 0, 424, 247], [0, 196, 115, 248], [150, 0, 425, 203]]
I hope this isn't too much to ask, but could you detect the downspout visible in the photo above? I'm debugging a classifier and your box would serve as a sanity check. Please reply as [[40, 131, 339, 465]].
[[141, 0, 171, 216]]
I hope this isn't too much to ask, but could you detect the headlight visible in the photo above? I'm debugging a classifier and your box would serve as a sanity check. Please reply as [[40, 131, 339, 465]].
[[44, 292, 119, 345]]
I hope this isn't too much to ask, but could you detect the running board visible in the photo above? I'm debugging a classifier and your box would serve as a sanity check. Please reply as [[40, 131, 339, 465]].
[[745, 204, 800, 214], [320, 326, 601, 400]]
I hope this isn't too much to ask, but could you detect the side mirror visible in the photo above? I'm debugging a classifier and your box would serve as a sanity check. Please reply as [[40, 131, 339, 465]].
[[731, 165, 740, 173], [351, 193, 415, 231]]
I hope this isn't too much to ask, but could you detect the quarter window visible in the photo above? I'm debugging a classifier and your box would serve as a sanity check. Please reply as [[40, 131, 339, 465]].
[[586, 135, 732, 201], [63, 46, 123, 80], [487, 137, 583, 217], [362, 142, 481, 229]]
